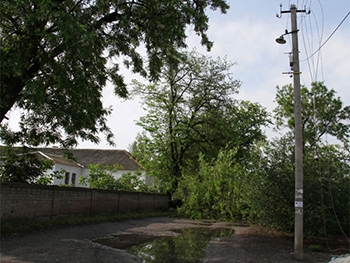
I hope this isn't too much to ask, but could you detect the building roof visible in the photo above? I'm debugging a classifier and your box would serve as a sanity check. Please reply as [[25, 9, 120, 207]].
[[37, 152, 84, 168], [34, 148, 141, 171]]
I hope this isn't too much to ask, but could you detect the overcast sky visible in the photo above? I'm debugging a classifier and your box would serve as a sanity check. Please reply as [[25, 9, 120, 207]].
[[6, 0, 350, 150]]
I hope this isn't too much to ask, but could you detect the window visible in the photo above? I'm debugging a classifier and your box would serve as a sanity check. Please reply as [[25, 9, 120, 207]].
[[65, 172, 70, 185], [71, 173, 76, 185]]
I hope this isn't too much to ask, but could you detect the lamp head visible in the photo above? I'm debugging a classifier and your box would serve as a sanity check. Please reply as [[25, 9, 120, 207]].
[[276, 35, 286, 44]]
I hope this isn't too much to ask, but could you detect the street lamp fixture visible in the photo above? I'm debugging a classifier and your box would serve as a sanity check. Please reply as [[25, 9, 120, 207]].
[[275, 30, 299, 44], [275, 35, 286, 44]]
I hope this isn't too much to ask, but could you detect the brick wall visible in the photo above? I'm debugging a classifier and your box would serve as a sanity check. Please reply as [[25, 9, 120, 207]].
[[0, 182, 169, 219]]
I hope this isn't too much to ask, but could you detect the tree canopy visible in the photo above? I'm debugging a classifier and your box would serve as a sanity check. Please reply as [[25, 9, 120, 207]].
[[79, 163, 152, 192], [246, 82, 350, 236], [0, 0, 229, 147], [274, 82, 350, 149], [0, 146, 56, 183], [174, 81, 349, 237], [130, 51, 269, 194]]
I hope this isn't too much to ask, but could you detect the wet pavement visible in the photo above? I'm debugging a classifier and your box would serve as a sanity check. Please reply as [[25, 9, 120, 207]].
[[93, 227, 235, 262], [0, 217, 239, 263], [0, 217, 337, 263]]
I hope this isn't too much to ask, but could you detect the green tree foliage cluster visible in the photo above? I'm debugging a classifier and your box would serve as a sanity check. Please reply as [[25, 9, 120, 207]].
[[246, 82, 350, 237], [79, 164, 152, 192], [132, 72, 349, 237], [130, 51, 269, 195], [274, 82, 350, 148], [177, 149, 247, 221], [0, 0, 229, 148], [248, 136, 349, 237], [0, 146, 60, 184]]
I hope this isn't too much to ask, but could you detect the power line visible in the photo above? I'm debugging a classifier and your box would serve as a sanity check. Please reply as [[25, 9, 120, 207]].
[[313, 0, 324, 82], [301, 10, 350, 62], [301, 0, 325, 82]]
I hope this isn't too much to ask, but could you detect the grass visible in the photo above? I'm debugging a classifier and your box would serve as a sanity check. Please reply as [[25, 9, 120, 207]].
[[1, 210, 172, 237], [308, 244, 323, 252]]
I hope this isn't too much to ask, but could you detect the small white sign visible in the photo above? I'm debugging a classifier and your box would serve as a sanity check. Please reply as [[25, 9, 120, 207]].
[[295, 201, 303, 208]]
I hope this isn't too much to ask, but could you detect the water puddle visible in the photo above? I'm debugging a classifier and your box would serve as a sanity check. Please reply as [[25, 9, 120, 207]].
[[93, 227, 234, 262]]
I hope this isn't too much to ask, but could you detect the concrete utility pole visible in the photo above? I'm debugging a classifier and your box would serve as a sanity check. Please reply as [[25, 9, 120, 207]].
[[276, 4, 310, 261], [290, 5, 304, 260]]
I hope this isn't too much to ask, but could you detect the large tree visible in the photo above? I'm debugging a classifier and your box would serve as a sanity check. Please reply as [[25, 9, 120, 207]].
[[0, 0, 229, 147], [130, 51, 269, 194], [246, 82, 350, 236], [274, 82, 350, 149]]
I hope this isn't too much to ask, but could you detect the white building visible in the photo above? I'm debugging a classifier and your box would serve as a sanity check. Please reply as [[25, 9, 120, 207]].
[[34, 148, 149, 187]]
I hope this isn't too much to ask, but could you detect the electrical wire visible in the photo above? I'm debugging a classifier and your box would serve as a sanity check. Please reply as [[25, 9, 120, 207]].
[[301, 10, 350, 62], [301, 14, 315, 82], [314, 0, 324, 81], [300, 0, 325, 82]]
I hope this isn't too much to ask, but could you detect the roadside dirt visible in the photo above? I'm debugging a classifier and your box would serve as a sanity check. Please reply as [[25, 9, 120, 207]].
[[0, 217, 347, 263]]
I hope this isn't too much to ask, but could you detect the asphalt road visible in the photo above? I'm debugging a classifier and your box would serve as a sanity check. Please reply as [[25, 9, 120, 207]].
[[0, 217, 339, 263]]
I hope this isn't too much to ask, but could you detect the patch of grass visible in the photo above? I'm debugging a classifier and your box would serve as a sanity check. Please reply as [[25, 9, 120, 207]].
[[1, 210, 172, 237], [309, 244, 323, 252]]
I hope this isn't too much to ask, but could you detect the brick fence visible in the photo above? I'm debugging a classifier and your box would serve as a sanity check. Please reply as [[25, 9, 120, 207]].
[[0, 182, 169, 219]]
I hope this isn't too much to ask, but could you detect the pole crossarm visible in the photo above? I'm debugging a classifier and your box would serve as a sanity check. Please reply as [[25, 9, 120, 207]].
[[281, 9, 308, 14], [277, 3, 310, 17]]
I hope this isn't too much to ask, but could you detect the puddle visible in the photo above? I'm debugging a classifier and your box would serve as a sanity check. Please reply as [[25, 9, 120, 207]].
[[93, 227, 234, 262], [92, 233, 165, 250]]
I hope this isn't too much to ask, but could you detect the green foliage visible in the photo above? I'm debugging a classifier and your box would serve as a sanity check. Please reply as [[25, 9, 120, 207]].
[[79, 163, 153, 192], [308, 244, 323, 252], [274, 82, 350, 148], [79, 164, 120, 190], [240, 137, 350, 237], [0, 0, 229, 148], [130, 51, 269, 195], [130, 132, 178, 194], [247, 82, 350, 236], [305, 145, 350, 237], [0, 146, 57, 183], [173, 81, 349, 238], [177, 149, 248, 221], [118, 170, 153, 192], [35, 176, 53, 185], [244, 136, 297, 232]]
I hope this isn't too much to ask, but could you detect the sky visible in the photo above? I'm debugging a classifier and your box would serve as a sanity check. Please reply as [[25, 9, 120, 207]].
[[5, 0, 350, 150]]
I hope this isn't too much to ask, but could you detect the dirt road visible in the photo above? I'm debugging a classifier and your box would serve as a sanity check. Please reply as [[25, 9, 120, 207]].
[[0, 217, 340, 263]]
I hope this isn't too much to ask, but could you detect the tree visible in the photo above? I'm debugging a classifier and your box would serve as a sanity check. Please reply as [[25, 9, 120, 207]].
[[246, 134, 350, 236], [177, 148, 247, 220], [274, 82, 350, 149], [0, 0, 229, 147], [130, 51, 269, 194], [79, 163, 152, 192], [0, 146, 56, 183], [247, 82, 350, 236], [79, 164, 121, 190]]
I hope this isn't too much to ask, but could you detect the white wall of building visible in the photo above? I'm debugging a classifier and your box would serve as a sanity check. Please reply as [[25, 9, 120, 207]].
[[51, 163, 84, 187], [48, 164, 151, 188]]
